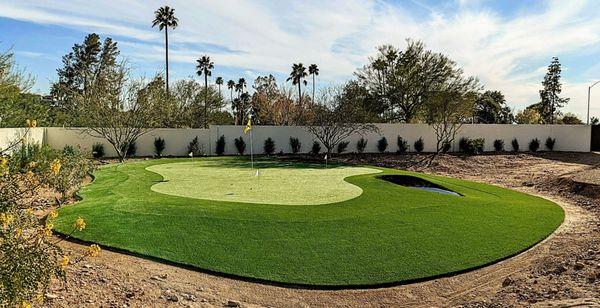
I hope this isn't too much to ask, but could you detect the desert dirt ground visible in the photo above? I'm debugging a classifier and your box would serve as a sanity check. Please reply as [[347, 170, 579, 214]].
[[43, 152, 600, 307]]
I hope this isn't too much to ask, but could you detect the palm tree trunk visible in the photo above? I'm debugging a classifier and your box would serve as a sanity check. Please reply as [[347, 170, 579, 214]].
[[312, 74, 315, 104], [165, 27, 169, 94], [298, 82, 301, 104], [204, 74, 208, 128]]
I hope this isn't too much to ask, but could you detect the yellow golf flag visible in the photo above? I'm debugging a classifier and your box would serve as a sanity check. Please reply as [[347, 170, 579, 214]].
[[244, 118, 252, 134]]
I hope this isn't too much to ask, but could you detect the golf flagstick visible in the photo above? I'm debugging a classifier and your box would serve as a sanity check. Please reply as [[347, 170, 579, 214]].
[[325, 153, 328, 168]]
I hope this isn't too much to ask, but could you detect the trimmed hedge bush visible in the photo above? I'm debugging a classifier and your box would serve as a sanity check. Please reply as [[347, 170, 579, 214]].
[[414, 137, 424, 153], [215, 135, 226, 156], [311, 141, 321, 155], [397, 136, 408, 154], [529, 138, 540, 152], [234, 137, 246, 155], [493, 139, 505, 152], [264, 137, 275, 155], [545, 137, 556, 151], [121, 141, 136, 157], [356, 138, 367, 153], [337, 141, 350, 154], [511, 138, 520, 152], [459, 137, 484, 155], [377, 137, 388, 153], [188, 137, 203, 156], [154, 137, 166, 157], [92, 143, 104, 158], [289, 137, 301, 154], [441, 141, 451, 153]]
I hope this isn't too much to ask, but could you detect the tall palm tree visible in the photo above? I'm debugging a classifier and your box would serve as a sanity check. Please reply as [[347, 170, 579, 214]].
[[237, 78, 247, 97], [215, 77, 223, 96], [287, 63, 308, 102], [152, 6, 178, 94], [196, 55, 214, 128], [308, 64, 319, 104], [227, 79, 235, 101]]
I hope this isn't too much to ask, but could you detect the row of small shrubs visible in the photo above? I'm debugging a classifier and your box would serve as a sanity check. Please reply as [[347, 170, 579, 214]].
[[462, 137, 556, 154], [373, 136, 425, 153], [89, 135, 559, 158]]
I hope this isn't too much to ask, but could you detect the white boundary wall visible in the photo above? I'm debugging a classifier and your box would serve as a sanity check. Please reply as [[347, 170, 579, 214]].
[[211, 124, 591, 155], [0, 124, 592, 156]]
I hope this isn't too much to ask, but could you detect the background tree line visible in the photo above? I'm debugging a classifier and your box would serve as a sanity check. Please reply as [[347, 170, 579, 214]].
[[1, 34, 582, 131]]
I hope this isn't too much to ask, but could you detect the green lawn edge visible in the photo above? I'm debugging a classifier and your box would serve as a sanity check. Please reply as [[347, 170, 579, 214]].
[[53, 157, 564, 287]]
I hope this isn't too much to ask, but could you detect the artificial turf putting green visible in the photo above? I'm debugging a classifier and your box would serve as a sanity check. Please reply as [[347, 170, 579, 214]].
[[54, 157, 564, 287], [147, 160, 380, 205]]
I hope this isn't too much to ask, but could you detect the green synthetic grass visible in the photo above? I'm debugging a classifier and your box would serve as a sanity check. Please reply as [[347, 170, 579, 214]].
[[54, 157, 564, 287], [147, 160, 380, 205]]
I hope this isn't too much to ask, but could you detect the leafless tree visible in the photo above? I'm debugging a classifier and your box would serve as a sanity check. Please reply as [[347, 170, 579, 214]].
[[306, 86, 378, 156]]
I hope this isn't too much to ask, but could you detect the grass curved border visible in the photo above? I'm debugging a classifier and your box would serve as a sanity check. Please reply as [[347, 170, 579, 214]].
[[53, 157, 564, 288]]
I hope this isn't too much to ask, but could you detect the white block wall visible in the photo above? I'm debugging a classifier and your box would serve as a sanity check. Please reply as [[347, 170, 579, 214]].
[[0, 124, 592, 157], [44, 128, 211, 157], [211, 124, 591, 155]]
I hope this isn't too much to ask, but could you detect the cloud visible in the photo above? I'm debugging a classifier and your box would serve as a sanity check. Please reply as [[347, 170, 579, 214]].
[[1, 0, 599, 118]]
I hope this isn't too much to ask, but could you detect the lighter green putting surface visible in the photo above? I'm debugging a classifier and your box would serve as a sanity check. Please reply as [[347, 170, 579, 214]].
[[147, 161, 380, 205], [54, 157, 564, 287]]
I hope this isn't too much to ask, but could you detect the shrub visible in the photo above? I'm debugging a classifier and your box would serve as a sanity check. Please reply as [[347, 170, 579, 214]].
[[511, 138, 520, 152], [459, 137, 485, 155], [289, 137, 301, 154], [529, 138, 540, 152], [545, 137, 556, 151], [458, 137, 470, 153], [311, 141, 321, 155], [234, 137, 246, 155], [154, 137, 166, 157], [92, 143, 104, 158], [0, 133, 98, 306], [414, 137, 424, 153], [120, 141, 136, 157], [493, 139, 505, 152], [377, 137, 388, 153], [337, 141, 350, 154], [473, 138, 485, 154], [215, 135, 226, 155], [62, 145, 76, 156], [264, 137, 275, 155], [187, 137, 203, 156], [441, 141, 451, 153], [397, 136, 408, 154], [356, 138, 367, 153]]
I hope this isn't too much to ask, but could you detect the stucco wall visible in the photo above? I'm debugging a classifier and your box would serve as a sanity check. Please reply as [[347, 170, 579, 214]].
[[45, 128, 210, 157], [0, 124, 592, 157], [0, 127, 45, 153], [211, 124, 591, 155]]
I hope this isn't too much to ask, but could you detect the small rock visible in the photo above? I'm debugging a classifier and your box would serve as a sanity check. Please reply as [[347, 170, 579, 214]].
[[522, 181, 535, 187], [574, 262, 585, 270], [45, 293, 59, 300], [226, 299, 241, 307], [502, 277, 513, 287], [554, 264, 567, 274], [165, 294, 179, 302]]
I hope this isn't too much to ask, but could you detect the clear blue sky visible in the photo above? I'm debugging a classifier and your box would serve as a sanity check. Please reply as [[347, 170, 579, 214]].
[[1, 0, 599, 118]]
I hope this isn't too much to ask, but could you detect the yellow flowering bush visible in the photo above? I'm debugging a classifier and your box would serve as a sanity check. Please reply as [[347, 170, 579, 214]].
[[74, 217, 86, 231], [0, 128, 97, 306], [88, 244, 101, 257], [49, 159, 61, 175]]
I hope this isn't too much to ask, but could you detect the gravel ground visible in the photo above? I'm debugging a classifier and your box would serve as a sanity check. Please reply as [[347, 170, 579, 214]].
[[41, 152, 600, 307]]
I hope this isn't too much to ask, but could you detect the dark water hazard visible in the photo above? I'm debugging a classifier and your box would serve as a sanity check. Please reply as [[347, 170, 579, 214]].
[[378, 175, 462, 196]]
